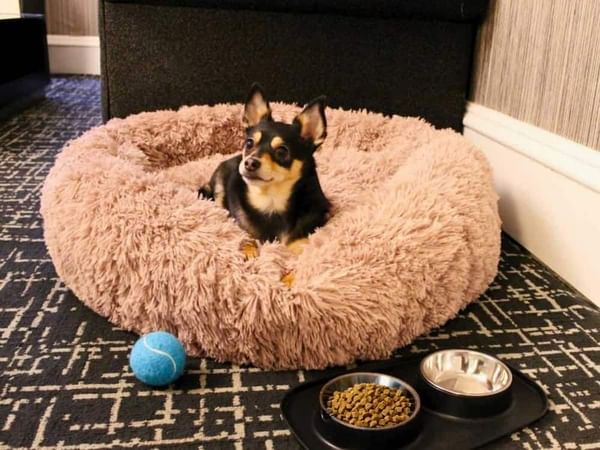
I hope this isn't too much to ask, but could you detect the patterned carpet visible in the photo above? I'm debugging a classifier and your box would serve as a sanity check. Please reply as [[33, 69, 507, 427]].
[[0, 77, 599, 450]]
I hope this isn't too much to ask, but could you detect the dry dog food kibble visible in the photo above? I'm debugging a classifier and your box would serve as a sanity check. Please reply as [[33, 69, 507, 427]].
[[326, 383, 413, 428]]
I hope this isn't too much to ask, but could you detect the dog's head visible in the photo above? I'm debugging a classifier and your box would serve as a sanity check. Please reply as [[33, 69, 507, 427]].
[[239, 83, 327, 188]]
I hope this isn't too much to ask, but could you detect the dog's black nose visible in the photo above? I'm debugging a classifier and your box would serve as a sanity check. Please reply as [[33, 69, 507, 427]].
[[244, 157, 261, 172]]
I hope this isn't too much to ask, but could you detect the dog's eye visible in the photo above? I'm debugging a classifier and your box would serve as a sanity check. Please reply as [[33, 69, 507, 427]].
[[275, 146, 290, 161], [245, 138, 254, 149]]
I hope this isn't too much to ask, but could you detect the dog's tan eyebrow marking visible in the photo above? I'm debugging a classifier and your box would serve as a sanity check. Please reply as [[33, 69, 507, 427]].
[[270, 136, 284, 149], [252, 131, 262, 144]]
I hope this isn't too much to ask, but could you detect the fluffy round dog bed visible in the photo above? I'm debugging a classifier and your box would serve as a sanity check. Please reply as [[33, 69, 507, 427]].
[[41, 104, 500, 370]]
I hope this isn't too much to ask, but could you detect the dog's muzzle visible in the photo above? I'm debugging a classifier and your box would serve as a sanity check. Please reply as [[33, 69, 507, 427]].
[[244, 157, 261, 172]]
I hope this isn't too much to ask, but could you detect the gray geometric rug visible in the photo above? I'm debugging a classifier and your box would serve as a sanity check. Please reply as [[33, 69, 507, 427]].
[[1, 77, 599, 449]]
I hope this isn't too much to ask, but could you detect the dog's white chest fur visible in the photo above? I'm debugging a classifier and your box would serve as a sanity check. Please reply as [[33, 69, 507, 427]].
[[246, 183, 292, 214]]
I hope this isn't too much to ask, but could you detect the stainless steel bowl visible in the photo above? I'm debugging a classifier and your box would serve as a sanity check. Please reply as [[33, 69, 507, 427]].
[[420, 349, 512, 397], [319, 372, 421, 430]]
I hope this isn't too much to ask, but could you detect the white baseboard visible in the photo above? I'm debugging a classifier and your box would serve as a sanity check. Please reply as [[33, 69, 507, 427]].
[[464, 103, 600, 306], [47, 35, 100, 75]]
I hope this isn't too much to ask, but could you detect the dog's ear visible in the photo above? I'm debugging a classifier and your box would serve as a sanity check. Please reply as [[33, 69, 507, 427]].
[[293, 96, 327, 147], [243, 83, 272, 127]]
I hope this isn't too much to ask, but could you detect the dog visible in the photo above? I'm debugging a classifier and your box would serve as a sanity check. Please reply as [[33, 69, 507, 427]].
[[199, 84, 330, 263]]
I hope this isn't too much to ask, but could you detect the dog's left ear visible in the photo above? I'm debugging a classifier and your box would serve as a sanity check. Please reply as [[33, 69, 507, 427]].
[[243, 83, 272, 127], [293, 96, 327, 147]]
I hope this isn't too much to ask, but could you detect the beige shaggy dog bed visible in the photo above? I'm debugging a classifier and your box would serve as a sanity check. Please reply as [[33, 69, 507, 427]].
[[41, 103, 501, 370]]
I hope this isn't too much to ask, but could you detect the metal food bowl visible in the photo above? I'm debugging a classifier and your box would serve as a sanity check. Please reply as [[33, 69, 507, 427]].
[[319, 372, 421, 429], [421, 349, 512, 396], [419, 349, 513, 417], [316, 372, 422, 447]]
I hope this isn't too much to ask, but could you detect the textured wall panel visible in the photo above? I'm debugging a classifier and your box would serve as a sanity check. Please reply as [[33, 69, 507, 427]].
[[471, 0, 600, 150], [45, 0, 98, 35]]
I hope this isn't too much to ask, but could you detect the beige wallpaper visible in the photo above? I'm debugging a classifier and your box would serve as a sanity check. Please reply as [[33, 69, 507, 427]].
[[471, 0, 600, 150], [45, 0, 98, 36], [0, 0, 20, 15]]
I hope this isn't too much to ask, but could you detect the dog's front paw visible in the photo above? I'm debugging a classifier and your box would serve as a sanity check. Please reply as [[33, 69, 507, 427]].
[[286, 238, 308, 256], [281, 271, 295, 288], [241, 240, 259, 260]]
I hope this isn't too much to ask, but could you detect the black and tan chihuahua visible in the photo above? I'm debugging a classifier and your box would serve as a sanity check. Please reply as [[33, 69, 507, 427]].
[[200, 84, 330, 261]]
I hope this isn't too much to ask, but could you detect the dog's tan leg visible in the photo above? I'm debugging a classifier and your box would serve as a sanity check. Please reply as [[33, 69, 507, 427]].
[[241, 240, 259, 260], [213, 176, 225, 208], [280, 238, 308, 287], [286, 238, 308, 256], [281, 271, 295, 288]]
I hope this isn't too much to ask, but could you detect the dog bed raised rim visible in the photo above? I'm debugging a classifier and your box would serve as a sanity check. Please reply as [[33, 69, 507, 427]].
[[41, 103, 501, 370]]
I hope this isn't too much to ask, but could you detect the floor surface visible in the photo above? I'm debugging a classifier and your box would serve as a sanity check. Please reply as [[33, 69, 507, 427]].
[[0, 77, 599, 449]]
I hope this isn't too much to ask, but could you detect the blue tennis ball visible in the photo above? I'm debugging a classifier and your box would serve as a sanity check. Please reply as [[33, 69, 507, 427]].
[[129, 331, 186, 386]]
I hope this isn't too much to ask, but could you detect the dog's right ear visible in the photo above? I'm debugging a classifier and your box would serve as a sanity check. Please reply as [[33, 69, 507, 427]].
[[293, 96, 327, 147], [243, 83, 272, 127]]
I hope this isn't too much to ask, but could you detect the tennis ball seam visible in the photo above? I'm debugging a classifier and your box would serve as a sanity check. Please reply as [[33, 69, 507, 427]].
[[142, 335, 178, 378]]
